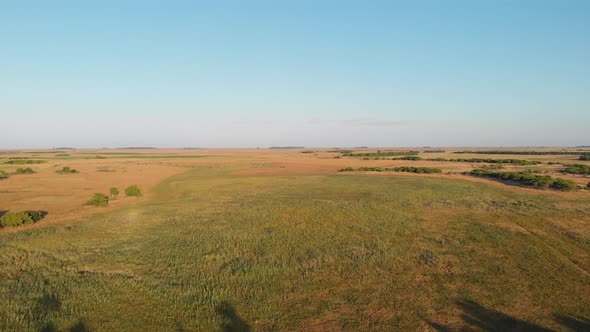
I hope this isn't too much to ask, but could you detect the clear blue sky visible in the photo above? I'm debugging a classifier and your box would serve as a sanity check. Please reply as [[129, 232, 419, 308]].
[[1, 0, 589, 148]]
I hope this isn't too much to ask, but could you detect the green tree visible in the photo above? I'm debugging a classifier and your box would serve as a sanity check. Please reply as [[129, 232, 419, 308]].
[[86, 193, 109, 207], [125, 185, 142, 197]]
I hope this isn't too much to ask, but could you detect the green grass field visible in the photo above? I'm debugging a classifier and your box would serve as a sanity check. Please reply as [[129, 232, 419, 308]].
[[1, 165, 589, 331]]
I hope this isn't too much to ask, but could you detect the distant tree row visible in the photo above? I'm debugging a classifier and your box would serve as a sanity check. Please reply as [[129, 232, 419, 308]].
[[396, 156, 422, 161], [563, 164, 590, 175], [454, 151, 583, 156], [338, 166, 442, 174], [428, 158, 541, 165], [4, 159, 46, 165], [343, 150, 419, 157], [466, 169, 577, 191]]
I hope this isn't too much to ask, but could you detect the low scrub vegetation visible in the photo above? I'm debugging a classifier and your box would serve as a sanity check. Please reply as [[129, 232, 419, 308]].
[[85, 193, 109, 207], [14, 167, 35, 174], [4, 159, 46, 165], [579, 153, 590, 161], [428, 158, 541, 165], [563, 164, 590, 175], [466, 169, 577, 191], [339, 166, 442, 173], [125, 185, 142, 197], [422, 150, 445, 153], [0, 210, 45, 228], [0, 170, 8, 180], [56, 166, 79, 174]]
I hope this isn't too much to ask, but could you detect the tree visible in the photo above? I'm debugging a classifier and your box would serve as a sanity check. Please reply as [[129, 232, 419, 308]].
[[86, 193, 109, 207], [125, 185, 142, 197]]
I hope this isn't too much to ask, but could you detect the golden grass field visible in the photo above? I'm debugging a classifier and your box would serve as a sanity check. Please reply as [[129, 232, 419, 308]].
[[1, 148, 589, 330]]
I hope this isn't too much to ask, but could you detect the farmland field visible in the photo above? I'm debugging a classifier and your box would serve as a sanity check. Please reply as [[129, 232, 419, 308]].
[[1, 148, 590, 331]]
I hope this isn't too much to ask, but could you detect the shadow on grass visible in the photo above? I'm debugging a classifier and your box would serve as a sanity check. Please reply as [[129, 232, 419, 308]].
[[554, 313, 590, 331], [216, 301, 251, 332], [38, 320, 89, 332], [427, 299, 553, 331], [0, 210, 7, 217]]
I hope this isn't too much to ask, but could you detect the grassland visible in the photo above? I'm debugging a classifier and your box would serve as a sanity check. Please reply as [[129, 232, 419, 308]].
[[0, 148, 589, 331]]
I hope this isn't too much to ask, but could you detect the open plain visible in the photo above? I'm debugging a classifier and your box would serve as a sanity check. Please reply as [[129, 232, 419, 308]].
[[1, 148, 590, 331]]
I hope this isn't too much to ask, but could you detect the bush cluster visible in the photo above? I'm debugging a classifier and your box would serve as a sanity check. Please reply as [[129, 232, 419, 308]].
[[14, 167, 34, 174], [56, 166, 79, 174], [0, 170, 8, 180], [563, 164, 590, 175], [339, 166, 442, 174], [579, 153, 590, 161], [467, 169, 577, 191], [0, 210, 45, 228]]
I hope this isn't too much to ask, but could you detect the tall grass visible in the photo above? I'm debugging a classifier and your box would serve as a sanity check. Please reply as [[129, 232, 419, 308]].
[[0, 168, 589, 330]]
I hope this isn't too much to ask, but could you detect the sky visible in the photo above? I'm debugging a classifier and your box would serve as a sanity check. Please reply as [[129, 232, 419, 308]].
[[1, 0, 589, 148]]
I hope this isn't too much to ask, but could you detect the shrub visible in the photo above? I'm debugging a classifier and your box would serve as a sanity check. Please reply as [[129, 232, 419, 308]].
[[125, 185, 142, 197], [550, 178, 577, 191], [0, 170, 8, 180], [0, 210, 45, 228], [338, 167, 354, 172], [563, 164, 590, 175], [579, 153, 590, 161], [110, 187, 119, 199], [85, 193, 109, 207], [587, 182, 590, 189], [56, 166, 79, 174], [14, 167, 34, 174]]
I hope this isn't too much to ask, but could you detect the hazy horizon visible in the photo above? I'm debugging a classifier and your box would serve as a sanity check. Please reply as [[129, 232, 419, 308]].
[[2, 1, 589, 148]]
